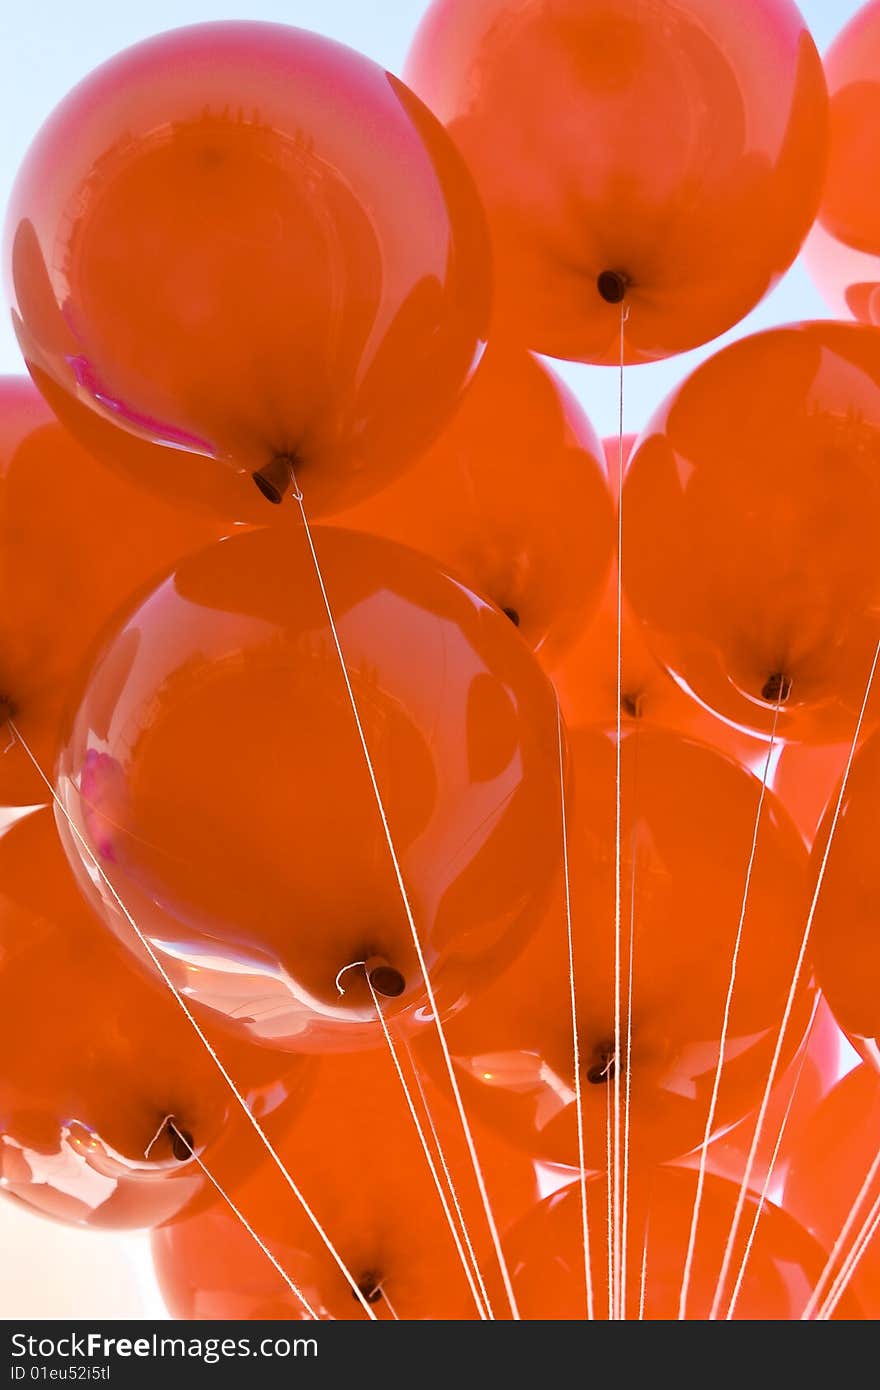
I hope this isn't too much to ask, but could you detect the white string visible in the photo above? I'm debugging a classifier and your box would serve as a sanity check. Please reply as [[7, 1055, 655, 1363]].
[[341, 966, 491, 1320], [801, 1145, 880, 1320], [709, 636, 880, 1320], [403, 1040, 495, 1319], [291, 490, 521, 1320], [612, 298, 630, 1322], [678, 700, 782, 1319], [605, 1074, 614, 1321], [7, 719, 379, 1321], [638, 1221, 649, 1321], [620, 722, 640, 1320], [815, 1183, 880, 1321], [165, 1121, 319, 1321], [724, 990, 822, 1318], [556, 697, 594, 1320]]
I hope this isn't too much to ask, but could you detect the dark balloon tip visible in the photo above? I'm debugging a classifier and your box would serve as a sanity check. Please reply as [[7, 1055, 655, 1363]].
[[353, 1274, 384, 1305], [167, 1123, 194, 1163], [501, 606, 521, 627], [369, 965, 406, 999], [597, 270, 629, 305], [253, 453, 296, 505], [761, 671, 792, 704]]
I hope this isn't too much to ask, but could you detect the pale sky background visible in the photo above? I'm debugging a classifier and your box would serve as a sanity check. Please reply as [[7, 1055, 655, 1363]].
[[0, 0, 866, 1320]]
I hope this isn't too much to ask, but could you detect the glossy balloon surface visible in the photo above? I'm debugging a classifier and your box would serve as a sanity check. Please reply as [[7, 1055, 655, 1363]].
[[57, 526, 562, 1050], [406, 0, 827, 363], [4, 22, 490, 517], [810, 727, 880, 1055], [0, 811, 312, 1230], [332, 345, 612, 662], [785, 1064, 880, 1319], [153, 1048, 536, 1319], [624, 323, 880, 742], [415, 726, 812, 1169], [0, 376, 221, 806], [805, 0, 880, 323], [506, 1165, 863, 1319]]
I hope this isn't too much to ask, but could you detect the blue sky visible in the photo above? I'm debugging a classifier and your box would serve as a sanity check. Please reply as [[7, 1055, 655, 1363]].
[[0, 0, 864, 437]]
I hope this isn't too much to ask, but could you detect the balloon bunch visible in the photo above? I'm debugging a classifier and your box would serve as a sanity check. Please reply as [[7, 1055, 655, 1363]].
[[1, 3, 879, 1322]]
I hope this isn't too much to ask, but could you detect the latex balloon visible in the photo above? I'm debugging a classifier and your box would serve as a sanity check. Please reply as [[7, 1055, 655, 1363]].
[[809, 727, 880, 1059], [623, 323, 880, 743], [771, 741, 850, 848], [601, 433, 637, 497], [785, 1064, 880, 1319], [680, 996, 845, 1193], [414, 726, 812, 1170], [56, 526, 562, 1052], [152, 1048, 537, 1320], [506, 1165, 864, 1319], [4, 22, 490, 519], [804, 1, 880, 323], [0, 810, 312, 1230], [405, 0, 827, 364], [330, 345, 612, 662], [0, 377, 222, 806]]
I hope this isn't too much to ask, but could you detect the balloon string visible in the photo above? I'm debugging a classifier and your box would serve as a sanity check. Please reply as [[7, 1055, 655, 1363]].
[[814, 1181, 880, 1320], [678, 697, 782, 1319], [162, 1120, 319, 1321], [801, 1144, 880, 1320], [555, 697, 594, 1319], [620, 719, 640, 1320], [708, 635, 880, 1321], [725, 989, 822, 1318], [337, 965, 491, 1320], [403, 1039, 495, 1319], [605, 1066, 613, 1320], [6, 719, 379, 1322], [290, 485, 521, 1320], [638, 1220, 649, 1320], [612, 297, 630, 1319]]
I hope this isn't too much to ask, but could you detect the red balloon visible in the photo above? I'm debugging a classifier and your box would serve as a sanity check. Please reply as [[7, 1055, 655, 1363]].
[[771, 740, 850, 848], [804, 1, 880, 323], [810, 726, 880, 1058], [623, 323, 880, 743], [56, 526, 562, 1052], [0, 810, 312, 1230], [331, 344, 613, 662], [4, 22, 490, 518], [0, 377, 221, 806], [785, 1064, 880, 1319], [414, 726, 812, 1170], [405, 0, 827, 364], [152, 1048, 537, 1320], [679, 996, 845, 1193], [506, 1164, 864, 1319]]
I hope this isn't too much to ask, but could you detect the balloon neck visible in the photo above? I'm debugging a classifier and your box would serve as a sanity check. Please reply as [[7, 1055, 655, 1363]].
[[367, 959, 406, 999], [166, 1119, 194, 1163], [597, 270, 630, 305], [352, 1274, 384, 1306], [253, 453, 298, 505], [0, 693, 17, 724], [586, 1041, 618, 1086], [501, 606, 520, 627], [620, 691, 644, 719], [761, 671, 792, 704]]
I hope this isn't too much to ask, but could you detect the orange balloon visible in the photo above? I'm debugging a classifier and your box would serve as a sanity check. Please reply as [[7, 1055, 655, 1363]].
[[771, 740, 850, 848], [679, 996, 844, 1194], [785, 1064, 880, 1319], [414, 726, 812, 1170], [601, 432, 638, 497], [623, 323, 880, 743], [405, 0, 827, 364], [0, 810, 312, 1230], [56, 526, 562, 1052], [810, 726, 880, 1057], [506, 1165, 864, 1319], [804, 1, 880, 323], [152, 1048, 537, 1320], [331, 345, 613, 662], [0, 376, 221, 807], [4, 22, 490, 518]]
